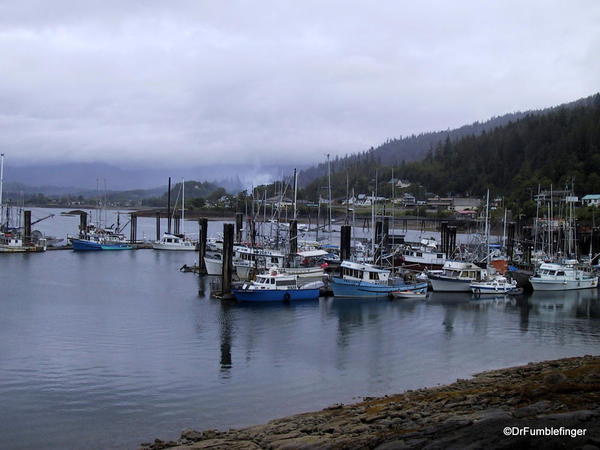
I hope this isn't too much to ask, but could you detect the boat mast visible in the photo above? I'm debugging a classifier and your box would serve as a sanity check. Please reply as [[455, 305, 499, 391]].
[[167, 177, 172, 234], [327, 154, 332, 233], [181, 178, 185, 236], [485, 189, 490, 264], [371, 191, 375, 259], [0, 153, 4, 227], [293, 168, 297, 221], [502, 204, 507, 250]]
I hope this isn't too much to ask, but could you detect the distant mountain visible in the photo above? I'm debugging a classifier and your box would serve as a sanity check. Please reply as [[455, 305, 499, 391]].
[[298, 92, 600, 187], [2, 161, 301, 192]]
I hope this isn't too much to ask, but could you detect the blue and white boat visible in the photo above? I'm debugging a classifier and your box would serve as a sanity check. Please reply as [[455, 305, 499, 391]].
[[70, 226, 132, 251], [330, 261, 428, 298], [71, 237, 132, 251], [470, 275, 521, 295], [232, 267, 322, 302]]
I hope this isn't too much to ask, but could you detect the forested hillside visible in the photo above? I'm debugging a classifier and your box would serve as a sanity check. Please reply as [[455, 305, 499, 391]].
[[298, 93, 600, 189], [299, 93, 600, 214]]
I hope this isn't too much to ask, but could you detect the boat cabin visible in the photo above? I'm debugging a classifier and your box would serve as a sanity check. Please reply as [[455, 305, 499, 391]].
[[340, 261, 390, 284]]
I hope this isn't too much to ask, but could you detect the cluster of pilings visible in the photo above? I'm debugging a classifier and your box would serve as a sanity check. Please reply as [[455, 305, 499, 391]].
[[439, 221, 457, 256]]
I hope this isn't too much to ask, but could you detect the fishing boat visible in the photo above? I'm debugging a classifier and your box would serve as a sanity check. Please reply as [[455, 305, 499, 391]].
[[399, 238, 447, 270], [232, 267, 321, 302], [330, 261, 428, 298], [152, 233, 196, 251], [529, 261, 598, 291], [470, 275, 521, 295], [429, 261, 488, 292], [71, 229, 132, 251]]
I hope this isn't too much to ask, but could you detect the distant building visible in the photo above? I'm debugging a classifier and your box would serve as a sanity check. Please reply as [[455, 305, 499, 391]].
[[426, 196, 453, 210], [582, 194, 600, 207], [451, 197, 480, 213]]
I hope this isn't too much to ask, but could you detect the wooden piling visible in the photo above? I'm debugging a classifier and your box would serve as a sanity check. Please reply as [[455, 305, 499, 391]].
[[155, 212, 161, 241], [23, 210, 31, 244], [235, 213, 244, 243], [221, 223, 234, 297], [340, 225, 351, 261], [173, 213, 180, 235], [382, 217, 390, 250], [129, 213, 137, 244], [79, 212, 88, 237], [198, 218, 208, 274], [289, 220, 298, 258]]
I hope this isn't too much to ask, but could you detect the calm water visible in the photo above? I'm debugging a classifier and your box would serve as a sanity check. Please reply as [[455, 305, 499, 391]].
[[1, 209, 600, 449]]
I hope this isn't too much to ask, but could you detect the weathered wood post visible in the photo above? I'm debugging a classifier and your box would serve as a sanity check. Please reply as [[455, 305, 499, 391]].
[[221, 223, 234, 297], [440, 221, 448, 255], [235, 212, 244, 243], [340, 225, 351, 261], [507, 222, 516, 260], [448, 225, 457, 256], [289, 220, 298, 258], [79, 212, 88, 237], [155, 212, 161, 241], [23, 210, 31, 245], [173, 213, 180, 235], [198, 218, 208, 274], [129, 213, 137, 244], [382, 216, 390, 250]]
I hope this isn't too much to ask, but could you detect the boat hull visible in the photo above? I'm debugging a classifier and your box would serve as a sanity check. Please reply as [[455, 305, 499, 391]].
[[232, 288, 320, 302], [429, 276, 472, 292], [72, 239, 132, 251], [330, 277, 427, 298], [204, 256, 223, 276], [530, 277, 598, 291], [152, 243, 196, 251]]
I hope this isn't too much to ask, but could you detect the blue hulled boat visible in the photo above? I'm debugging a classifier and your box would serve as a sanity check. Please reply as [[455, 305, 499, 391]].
[[330, 261, 428, 298], [232, 268, 321, 302], [71, 238, 132, 251]]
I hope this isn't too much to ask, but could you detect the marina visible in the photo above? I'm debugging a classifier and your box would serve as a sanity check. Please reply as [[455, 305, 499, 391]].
[[0, 207, 600, 449]]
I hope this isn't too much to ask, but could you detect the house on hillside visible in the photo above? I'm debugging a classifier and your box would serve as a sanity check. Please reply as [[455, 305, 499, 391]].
[[426, 196, 453, 211], [451, 197, 480, 213], [582, 194, 600, 207]]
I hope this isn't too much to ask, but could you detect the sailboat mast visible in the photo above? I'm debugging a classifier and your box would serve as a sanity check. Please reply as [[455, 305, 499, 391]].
[[293, 168, 297, 221], [485, 189, 490, 264], [327, 154, 332, 233], [181, 178, 185, 236], [167, 177, 172, 234], [0, 153, 4, 225]]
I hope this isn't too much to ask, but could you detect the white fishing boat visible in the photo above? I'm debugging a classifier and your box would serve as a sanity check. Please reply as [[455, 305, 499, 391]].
[[399, 238, 447, 270], [470, 275, 521, 294], [529, 261, 598, 291], [152, 233, 196, 251], [429, 261, 488, 292]]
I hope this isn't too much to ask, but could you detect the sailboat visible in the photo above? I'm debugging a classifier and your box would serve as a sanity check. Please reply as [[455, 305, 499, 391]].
[[153, 178, 197, 251]]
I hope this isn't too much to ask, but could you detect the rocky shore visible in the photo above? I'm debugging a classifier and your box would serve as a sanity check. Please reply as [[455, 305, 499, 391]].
[[140, 355, 600, 449]]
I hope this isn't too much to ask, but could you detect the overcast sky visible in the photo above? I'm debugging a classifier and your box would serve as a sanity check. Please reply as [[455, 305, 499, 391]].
[[1, 0, 599, 169]]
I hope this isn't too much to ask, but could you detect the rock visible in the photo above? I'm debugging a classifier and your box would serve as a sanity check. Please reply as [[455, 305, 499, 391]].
[[181, 429, 204, 441], [270, 436, 331, 449], [544, 371, 567, 385], [512, 400, 553, 418]]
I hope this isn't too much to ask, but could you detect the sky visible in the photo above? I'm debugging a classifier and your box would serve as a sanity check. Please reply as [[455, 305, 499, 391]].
[[1, 0, 599, 170]]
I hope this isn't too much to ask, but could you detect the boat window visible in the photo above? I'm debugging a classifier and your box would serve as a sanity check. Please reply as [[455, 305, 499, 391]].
[[276, 279, 296, 286], [556, 271, 565, 276], [437, 254, 443, 258], [270, 278, 275, 284], [416, 252, 422, 257], [369, 271, 378, 280]]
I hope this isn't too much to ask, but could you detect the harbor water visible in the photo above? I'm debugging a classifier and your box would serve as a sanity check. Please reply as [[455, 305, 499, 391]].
[[1, 208, 600, 449]]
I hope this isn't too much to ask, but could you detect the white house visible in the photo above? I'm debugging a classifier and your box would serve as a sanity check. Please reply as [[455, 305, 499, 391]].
[[582, 194, 600, 207]]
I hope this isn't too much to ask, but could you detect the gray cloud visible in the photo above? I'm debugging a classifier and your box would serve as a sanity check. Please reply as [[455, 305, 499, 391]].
[[1, 0, 599, 169]]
